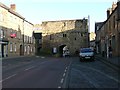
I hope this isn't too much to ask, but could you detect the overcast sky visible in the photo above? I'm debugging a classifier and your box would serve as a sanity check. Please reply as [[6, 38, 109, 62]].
[[0, 0, 118, 32]]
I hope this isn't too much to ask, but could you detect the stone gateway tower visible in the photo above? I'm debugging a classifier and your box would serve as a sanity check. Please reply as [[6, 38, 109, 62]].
[[41, 19, 89, 56]]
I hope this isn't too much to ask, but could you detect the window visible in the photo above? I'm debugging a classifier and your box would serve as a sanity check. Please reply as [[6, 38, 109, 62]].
[[50, 35, 52, 40], [109, 21, 111, 32], [113, 16, 115, 29], [0, 29, 3, 39], [0, 14, 4, 21], [27, 46, 30, 54], [24, 35, 27, 42], [81, 33, 83, 37], [75, 37, 76, 40], [14, 43, 16, 52], [31, 47, 32, 52], [39, 39, 41, 44], [63, 34, 67, 37], [97, 26, 99, 30], [17, 31, 21, 39], [10, 43, 13, 52], [24, 45, 27, 52]]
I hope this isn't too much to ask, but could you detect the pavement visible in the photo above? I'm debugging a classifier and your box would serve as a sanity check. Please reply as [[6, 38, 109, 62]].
[[0, 55, 36, 60], [95, 54, 120, 71]]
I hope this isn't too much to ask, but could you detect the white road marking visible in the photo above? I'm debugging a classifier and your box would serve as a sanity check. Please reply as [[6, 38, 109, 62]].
[[66, 67, 68, 70], [64, 69, 67, 72], [58, 86, 61, 88], [76, 64, 120, 83], [0, 74, 17, 83], [36, 56, 39, 58], [24, 66, 35, 71], [40, 61, 48, 64], [73, 68, 100, 88], [63, 73, 66, 77], [60, 78, 64, 84], [41, 57, 45, 59]]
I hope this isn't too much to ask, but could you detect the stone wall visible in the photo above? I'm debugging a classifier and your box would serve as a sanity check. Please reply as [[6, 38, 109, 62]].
[[41, 19, 89, 55]]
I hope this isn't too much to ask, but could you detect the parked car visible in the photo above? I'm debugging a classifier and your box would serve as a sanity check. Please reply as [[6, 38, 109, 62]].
[[79, 48, 95, 61]]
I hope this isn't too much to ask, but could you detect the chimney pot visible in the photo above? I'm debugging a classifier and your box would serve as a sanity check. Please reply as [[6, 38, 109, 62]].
[[10, 4, 16, 11]]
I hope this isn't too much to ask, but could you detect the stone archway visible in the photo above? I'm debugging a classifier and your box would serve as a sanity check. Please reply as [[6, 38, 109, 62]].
[[59, 45, 66, 57]]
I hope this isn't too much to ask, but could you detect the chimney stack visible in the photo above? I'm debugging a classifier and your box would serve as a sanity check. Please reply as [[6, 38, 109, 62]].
[[10, 4, 16, 11], [107, 8, 112, 18], [112, 2, 117, 11]]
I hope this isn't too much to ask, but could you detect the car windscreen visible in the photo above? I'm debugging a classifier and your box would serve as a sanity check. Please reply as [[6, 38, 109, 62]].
[[80, 49, 93, 53]]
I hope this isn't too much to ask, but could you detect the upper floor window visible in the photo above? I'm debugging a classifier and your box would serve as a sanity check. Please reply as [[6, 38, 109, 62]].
[[0, 29, 3, 39], [50, 35, 52, 40], [97, 26, 99, 30], [0, 14, 4, 21], [109, 21, 111, 31], [24, 45, 27, 53], [113, 16, 115, 29]]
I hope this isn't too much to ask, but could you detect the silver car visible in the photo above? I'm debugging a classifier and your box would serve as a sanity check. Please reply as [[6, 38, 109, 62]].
[[79, 48, 95, 61]]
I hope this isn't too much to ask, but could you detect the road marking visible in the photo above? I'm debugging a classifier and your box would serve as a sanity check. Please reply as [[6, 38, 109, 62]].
[[40, 61, 48, 64], [64, 69, 67, 72], [0, 74, 17, 83], [73, 68, 100, 88], [76, 64, 120, 83], [66, 67, 68, 70], [24, 66, 35, 71], [58, 86, 61, 88], [63, 73, 66, 77], [60, 78, 64, 84], [41, 57, 45, 59], [36, 56, 40, 58]]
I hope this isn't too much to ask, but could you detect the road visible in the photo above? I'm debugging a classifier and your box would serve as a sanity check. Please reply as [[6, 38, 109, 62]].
[[2, 56, 71, 88], [1, 56, 120, 89], [67, 57, 120, 88]]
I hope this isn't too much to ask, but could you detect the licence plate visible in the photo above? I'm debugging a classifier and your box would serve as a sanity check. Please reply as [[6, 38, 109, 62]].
[[85, 57, 90, 59]]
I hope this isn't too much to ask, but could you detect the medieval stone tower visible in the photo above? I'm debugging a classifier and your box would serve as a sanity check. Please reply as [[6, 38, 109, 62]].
[[41, 19, 89, 56]]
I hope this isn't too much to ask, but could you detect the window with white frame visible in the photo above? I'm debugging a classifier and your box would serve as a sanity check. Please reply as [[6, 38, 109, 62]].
[[0, 14, 4, 21], [14, 43, 16, 52], [27, 45, 30, 54], [31, 46, 32, 52], [10, 43, 13, 52], [24, 35, 26, 43], [0, 29, 3, 39]]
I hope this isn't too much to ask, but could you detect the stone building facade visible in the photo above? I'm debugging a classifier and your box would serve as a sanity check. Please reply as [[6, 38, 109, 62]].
[[0, 3, 35, 57], [95, 2, 120, 57], [41, 19, 89, 56]]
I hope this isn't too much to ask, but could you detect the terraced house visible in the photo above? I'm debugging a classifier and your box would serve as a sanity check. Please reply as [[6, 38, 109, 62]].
[[95, 2, 120, 57], [0, 3, 35, 57]]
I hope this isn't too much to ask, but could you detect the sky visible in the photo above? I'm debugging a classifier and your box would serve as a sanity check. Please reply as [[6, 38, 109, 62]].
[[0, 0, 118, 32]]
